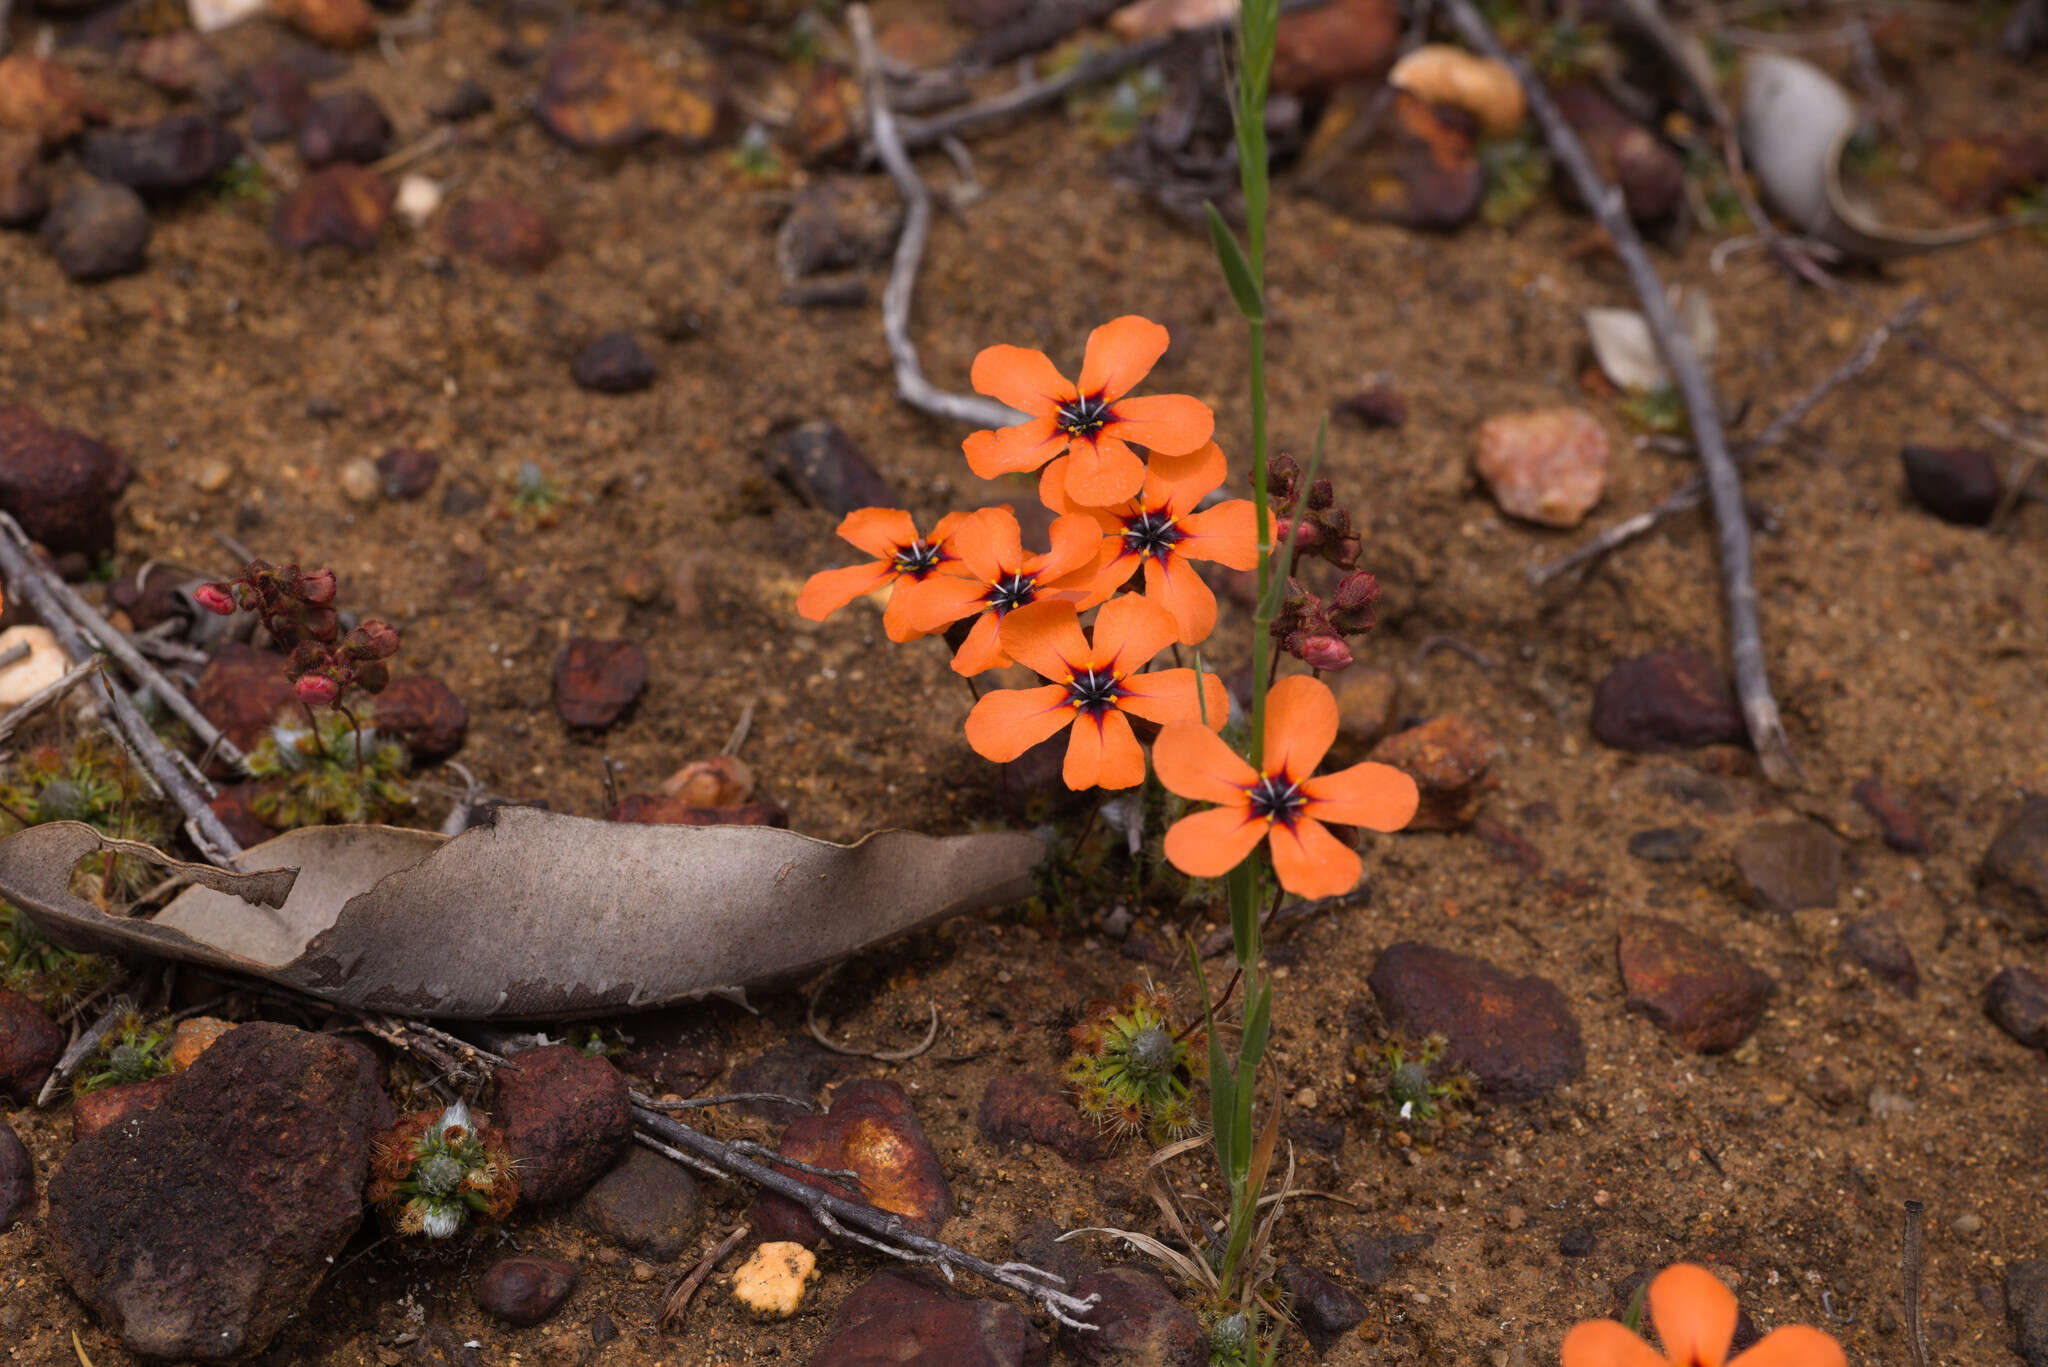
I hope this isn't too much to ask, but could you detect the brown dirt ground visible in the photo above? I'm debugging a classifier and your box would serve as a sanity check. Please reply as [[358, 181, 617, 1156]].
[[3, 0, 2048, 1363]]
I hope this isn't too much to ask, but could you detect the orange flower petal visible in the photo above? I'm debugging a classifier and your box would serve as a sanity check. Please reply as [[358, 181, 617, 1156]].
[[836, 507, 917, 560], [1267, 816, 1362, 898], [1560, 1321, 1672, 1367], [1065, 709, 1146, 790], [929, 508, 976, 545], [951, 610, 1010, 676], [1081, 548, 1139, 605], [970, 344, 1075, 414], [1176, 499, 1259, 571], [1118, 667, 1228, 730], [1038, 513, 1111, 587], [964, 684, 1074, 762], [998, 599, 1090, 684], [796, 562, 893, 622], [1141, 555, 1218, 646], [880, 583, 931, 643], [1144, 441, 1228, 513], [1649, 1265, 1738, 1367], [1077, 315, 1169, 403], [1163, 803, 1268, 879], [1152, 722, 1258, 803], [1728, 1328, 1846, 1367], [1062, 434, 1147, 507], [895, 573, 987, 634], [950, 506, 1024, 583], [1038, 457, 1124, 526], [1092, 593, 1176, 674], [1263, 674, 1339, 780], [966, 419, 1068, 481], [1111, 393, 1215, 457], [1301, 762, 1419, 832]]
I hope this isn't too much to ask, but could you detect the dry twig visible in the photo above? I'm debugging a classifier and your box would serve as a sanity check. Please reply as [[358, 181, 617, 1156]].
[[36, 995, 134, 1106], [1442, 0, 1798, 784], [1532, 295, 1928, 585], [807, 961, 941, 1061], [632, 1103, 1100, 1329], [849, 5, 1026, 431], [661, 1223, 750, 1331]]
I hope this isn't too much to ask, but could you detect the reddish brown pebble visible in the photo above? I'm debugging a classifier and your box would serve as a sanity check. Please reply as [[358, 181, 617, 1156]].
[[533, 31, 721, 151], [1, 1122, 31, 1229], [40, 181, 151, 282], [1838, 912, 1918, 998], [977, 1074, 1110, 1163], [242, 60, 311, 142], [0, 987, 63, 1102], [194, 642, 298, 752], [269, 0, 378, 49], [0, 405, 135, 560], [1901, 445, 2003, 526], [474, 1257, 577, 1327], [1475, 407, 1609, 528], [0, 130, 49, 226], [552, 637, 647, 729], [441, 192, 559, 273], [270, 164, 393, 251], [0, 55, 90, 147], [1617, 915, 1773, 1053], [72, 1076, 178, 1143], [749, 1080, 952, 1246], [1368, 942, 1584, 1099], [1979, 794, 2048, 933], [814, 1269, 1048, 1367], [1986, 965, 2048, 1051], [1590, 647, 1747, 752], [1368, 713, 1497, 831], [496, 1045, 630, 1207], [371, 674, 468, 761], [1385, 92, 1485, 230], [1552, 83, 1684, 223], [774, 420, 898, 515], [1851, 776, 1929, 854], [1334, 383, 1407, 429], [82, 113, 242, 195], [610, 795, 787, 827], [296, 89, 391, 166], [374, 446, 440, 499], [1732, 819, 1843, 913], [1272, 0, 1399, 95], [570, 332, 657, 394], [1061, 1268, 1204, 1367]]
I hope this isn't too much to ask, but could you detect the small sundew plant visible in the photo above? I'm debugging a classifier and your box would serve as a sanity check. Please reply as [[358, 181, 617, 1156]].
[[77, 1014, 174, 1094], [245, 715, 413, 827], [1368, 1035, 1470, 1125], [0, 903, 115, 1007], [1, 737, 172, 903], [509, 460, 564, 524], [367, 1101, 519, 1241], [1065, 983, 1201, 1146]]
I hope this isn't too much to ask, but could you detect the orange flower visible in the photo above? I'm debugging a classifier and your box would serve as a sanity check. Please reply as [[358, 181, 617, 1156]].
[[1561, 1264, 1845, 1367], [1154, 675, 1417, 897], [963, 597, 1228, 790], [1044, 441, 1258, 646], [795, 508, 973, 643], [964, 316, 1215, 508], [895, 506, 1106, 675]]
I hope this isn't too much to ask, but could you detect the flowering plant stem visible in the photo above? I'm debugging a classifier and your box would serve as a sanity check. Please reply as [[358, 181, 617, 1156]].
[[1202, 0, 1284, 1331]]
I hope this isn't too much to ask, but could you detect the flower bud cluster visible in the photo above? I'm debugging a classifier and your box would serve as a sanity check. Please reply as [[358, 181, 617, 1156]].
[[1265, 456, 1382, 673], [196, 560, 399, 709]]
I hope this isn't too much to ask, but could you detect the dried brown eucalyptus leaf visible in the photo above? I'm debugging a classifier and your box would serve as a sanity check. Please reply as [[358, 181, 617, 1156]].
[[0, 809, 1042, 1019]]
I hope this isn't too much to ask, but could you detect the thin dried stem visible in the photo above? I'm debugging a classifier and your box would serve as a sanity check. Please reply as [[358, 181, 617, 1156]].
[[661, 1223, 750, 1331]]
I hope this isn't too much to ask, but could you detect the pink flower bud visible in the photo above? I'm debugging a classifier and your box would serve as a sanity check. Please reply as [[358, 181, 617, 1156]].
[[295, 674, 341, 707], [1296, 635, 1353, 671], [297, 568, 338, 605], [1332, 571, 1381, 612], [193, 583, 237, 615], [345, 620, 401, 661]]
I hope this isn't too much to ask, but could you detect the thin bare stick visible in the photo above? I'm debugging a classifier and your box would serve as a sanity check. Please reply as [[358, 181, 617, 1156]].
[[807, 961, 941, 1061], [1443, 0, 1797, 782], [849, 5, 1025, 431], [1532, 295, 1927, 585], [0, 658, 99, 746], [0, 516, 248, 772], [632, 1104, 1101, 1329], [631, 1089, 816, 1113], [661, 1223, 750, 1331], [0, 535, 244, 862]]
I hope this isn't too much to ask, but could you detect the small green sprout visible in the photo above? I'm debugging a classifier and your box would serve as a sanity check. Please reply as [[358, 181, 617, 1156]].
[[728, 124, 785, 182]]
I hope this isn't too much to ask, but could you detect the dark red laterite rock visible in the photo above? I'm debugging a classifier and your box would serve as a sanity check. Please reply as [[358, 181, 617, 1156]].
[[570, 331, 657, 394], [813, 1269, 1048, 1367], [1901, 445, 2002, 525], [1272, 0, 1400, 95], [1979, 795, 2048, 933], [1617, 915, 1773, 1053], [1368, 714, 1497, 830], [1060, 1268, 1205, 1367], [773, 420, 898, 515], [193, 642, 297, 752], [1986, 965, 2048, 1052], [45, 1023, 382, 1361], [441, 192, 558, 273], [0, 1122, 31, 1228], [1552, 82, 1683, 223], [0, 405, 135, 561], [1367, 942, 1584, 1099], [39, 180, 151, 281], [474, 1257, 576, 1327], [552, 637, 647, 730], [609, 794, 786, 827], [1732, 819, 1842, 913], [1278, 1263, 1367, 1355], [243, 59, 312, 142], [70, 1076, 178, 1142], [749, 1079, 951, 1246], [1591, 648, 1748, 752], [1838, 912, 1919, 997], [296, 88, 390, 165], [977, 1073, 1110, 1163], [375, 445, 440, 499], [270, 163, 392, 251], [82, 113, 241, 194], [576, 1147, 701, 1260], [1334, 383, 1407, 429], [1852, 776, 1929, 854], [371, 674, 468, 761], [0, 131, 48, 226], [0, 986, 64, 1102], [727, 1038, 861, 1123], [497, 1044, 630, 1207]]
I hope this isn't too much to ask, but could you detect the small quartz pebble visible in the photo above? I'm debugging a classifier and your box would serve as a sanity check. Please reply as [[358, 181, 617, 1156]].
[[394, 173, 442, 228], [339, 457, 382, 504], [191, 458, 234, 493], [732, 1242, 819, 1319], [0, 627, 69, 707], [1474, 407, 1609, 528]]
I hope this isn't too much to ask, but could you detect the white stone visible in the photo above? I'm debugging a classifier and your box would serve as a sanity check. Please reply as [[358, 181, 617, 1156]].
[[395, 175, 443, 230], [0, 626, 70, 707], [189, 0, 267, 34]]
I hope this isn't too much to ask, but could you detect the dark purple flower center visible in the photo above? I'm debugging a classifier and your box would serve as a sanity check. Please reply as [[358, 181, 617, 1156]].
[[1247, 773, 1306, 826], [892, 538, 944, 579], [1121, 508, 1184, 562], [1056, 393, 1113, 438], [986, 572, 1038, 614], [1065, 668, 1122, 717]]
